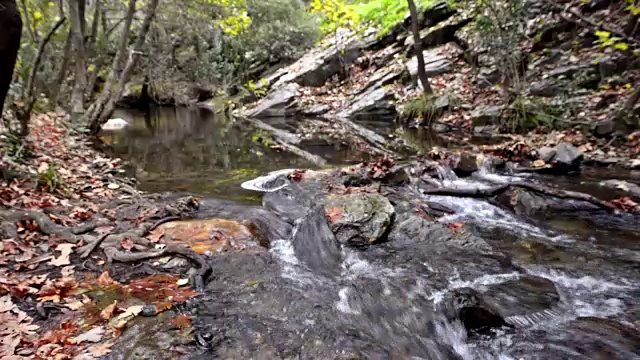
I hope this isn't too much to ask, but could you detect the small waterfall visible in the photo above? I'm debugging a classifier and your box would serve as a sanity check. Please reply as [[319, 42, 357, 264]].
[[434, 163, 459, 181]]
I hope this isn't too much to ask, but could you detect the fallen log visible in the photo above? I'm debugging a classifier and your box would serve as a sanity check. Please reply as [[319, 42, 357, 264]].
[[422, 181, 619, 212]]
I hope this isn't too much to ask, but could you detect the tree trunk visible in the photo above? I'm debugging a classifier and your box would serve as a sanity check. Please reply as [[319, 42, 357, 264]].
[[92, 0, 160, 132], [82, 0, 137, 127], [407, 0, 433, 95], [68, 0, 87, 122], [53, 28, 73, 105], [0, 0, 22, 119], [19, 16, 66, 135], [19, 0, 36, 42]]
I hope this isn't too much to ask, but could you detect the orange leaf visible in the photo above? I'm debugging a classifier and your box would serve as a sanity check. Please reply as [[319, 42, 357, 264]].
[[169, 314, 192, 329], [325, 207, 344, 222], [100, 301, 118, 320], [96, 271, 119, 287]]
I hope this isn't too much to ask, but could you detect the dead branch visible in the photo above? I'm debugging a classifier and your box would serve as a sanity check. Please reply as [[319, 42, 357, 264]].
[[422, 181, 619, 212]]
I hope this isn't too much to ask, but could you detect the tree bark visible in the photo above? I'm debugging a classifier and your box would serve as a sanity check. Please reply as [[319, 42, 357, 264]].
[[407, 0, 432, 95], [68, 0, 87, 122], [89, 0, 160, 132], [52, 28, 73, 105], [0, 0, 22, 118], [19, 0, 37, 42], [614, 80, 640, 131], [20, 16, 66, 135], [82, 0, 137, 127]]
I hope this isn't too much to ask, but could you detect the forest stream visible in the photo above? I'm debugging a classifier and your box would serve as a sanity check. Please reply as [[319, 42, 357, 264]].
[[97, 106, 640, 360]]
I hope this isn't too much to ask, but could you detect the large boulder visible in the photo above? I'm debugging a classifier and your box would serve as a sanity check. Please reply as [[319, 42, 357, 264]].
[[245, 83, 300, 118], [324, 193, 395, 247]]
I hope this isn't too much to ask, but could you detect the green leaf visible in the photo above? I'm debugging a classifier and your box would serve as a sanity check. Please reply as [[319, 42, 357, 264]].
[[615, 42, 629, 51], [595, 30, 611, 39]]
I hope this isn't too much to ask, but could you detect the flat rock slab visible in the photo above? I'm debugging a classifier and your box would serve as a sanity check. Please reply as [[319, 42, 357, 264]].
[[245, 83, 300, 118], [153, 218, 262, 254], [406, 48, 452, 79]]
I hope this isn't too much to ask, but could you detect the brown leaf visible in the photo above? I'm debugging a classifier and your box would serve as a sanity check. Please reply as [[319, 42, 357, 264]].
[[120, 238, 135, 251], [50, 243, 75, 267], [96, 271, 119, 287], [147, 230, 164, 243], [100, 301, 118, 320], [169, 314, 192, 329]]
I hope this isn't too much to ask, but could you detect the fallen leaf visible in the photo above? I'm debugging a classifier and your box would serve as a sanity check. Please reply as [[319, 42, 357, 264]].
[[100, 301, 118, 320], [120, 238, 135, 251], [326, 207, 344, 222], [114, 305, 143, 321], [96, 271, 119, 287], [72, 326, 104, 344], [169, 314, 192, 329], [50, 243, 76, 267], [176, 278, 189, 286], [107, 183, 120, 190], [147, 231, 164, 243], [87, 341, 113, 357]]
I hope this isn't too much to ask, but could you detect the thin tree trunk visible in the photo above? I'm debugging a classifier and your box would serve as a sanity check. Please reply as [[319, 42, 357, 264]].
[[407, 0, 432, 95], [0, 0, 22, 119], [68, 0, 87, 122], [82, 0, 137, 126], [19, 0, 36, 42], [88, 0, 100, 45], [92, 0, 160, 132], [19, 16, 66, 135], [53, 27, 73, 105]]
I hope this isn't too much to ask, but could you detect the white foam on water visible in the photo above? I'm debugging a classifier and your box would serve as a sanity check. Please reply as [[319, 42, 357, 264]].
[[424, 192, 572, 242], [526, 268, 634, 320], [429, 272, 522, 305], [270, 239, 323, 286], [336, 287, 360, 315], [434, 318, 514, 360]]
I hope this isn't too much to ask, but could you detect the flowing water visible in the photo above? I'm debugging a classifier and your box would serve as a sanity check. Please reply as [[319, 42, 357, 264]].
[[104, 107, 640, 359]]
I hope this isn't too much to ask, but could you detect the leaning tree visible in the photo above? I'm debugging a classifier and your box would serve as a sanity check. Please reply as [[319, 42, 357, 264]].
[[0, 0, 22, 117]]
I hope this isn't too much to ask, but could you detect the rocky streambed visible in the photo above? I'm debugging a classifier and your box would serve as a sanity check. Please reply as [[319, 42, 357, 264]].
[[102, 148, 640, 359]]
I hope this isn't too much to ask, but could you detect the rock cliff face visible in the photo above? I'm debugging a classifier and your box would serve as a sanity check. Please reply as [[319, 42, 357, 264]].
[[237, 0, 640, 169], [242, 2, 468, 123]]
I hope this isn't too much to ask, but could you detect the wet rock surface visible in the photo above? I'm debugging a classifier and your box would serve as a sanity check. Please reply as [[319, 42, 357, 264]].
[[324, 193, 395, 247]]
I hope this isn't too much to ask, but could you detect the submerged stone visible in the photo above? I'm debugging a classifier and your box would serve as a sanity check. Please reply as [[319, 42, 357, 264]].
[[325, 193, 395, 247], [153, 218, 262, 255]]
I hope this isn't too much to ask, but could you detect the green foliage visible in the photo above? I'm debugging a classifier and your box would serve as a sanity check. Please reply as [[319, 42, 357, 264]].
[[251, 129, 274, 147], [310, 0, 359, 34], [506, 96, 563, 132], [1, 132, 34, 162], [37, 162, 63, 193], [357, 0, 434, 35], [594, 31, 629, 52], [244, 79, 268, 97]]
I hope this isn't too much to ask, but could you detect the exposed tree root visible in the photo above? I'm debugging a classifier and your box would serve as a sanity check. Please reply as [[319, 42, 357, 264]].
[[103, 243, 211, 290], [422, 181, 619, 212], [79, 216, 180, 258], [0, 210, 95, 243]]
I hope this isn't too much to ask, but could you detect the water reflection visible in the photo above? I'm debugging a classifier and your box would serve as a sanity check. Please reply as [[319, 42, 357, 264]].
[[99, 106, 312, 202]]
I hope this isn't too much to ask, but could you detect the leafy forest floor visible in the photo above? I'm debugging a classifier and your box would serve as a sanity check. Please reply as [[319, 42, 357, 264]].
[[0, 114, 204, 359]]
